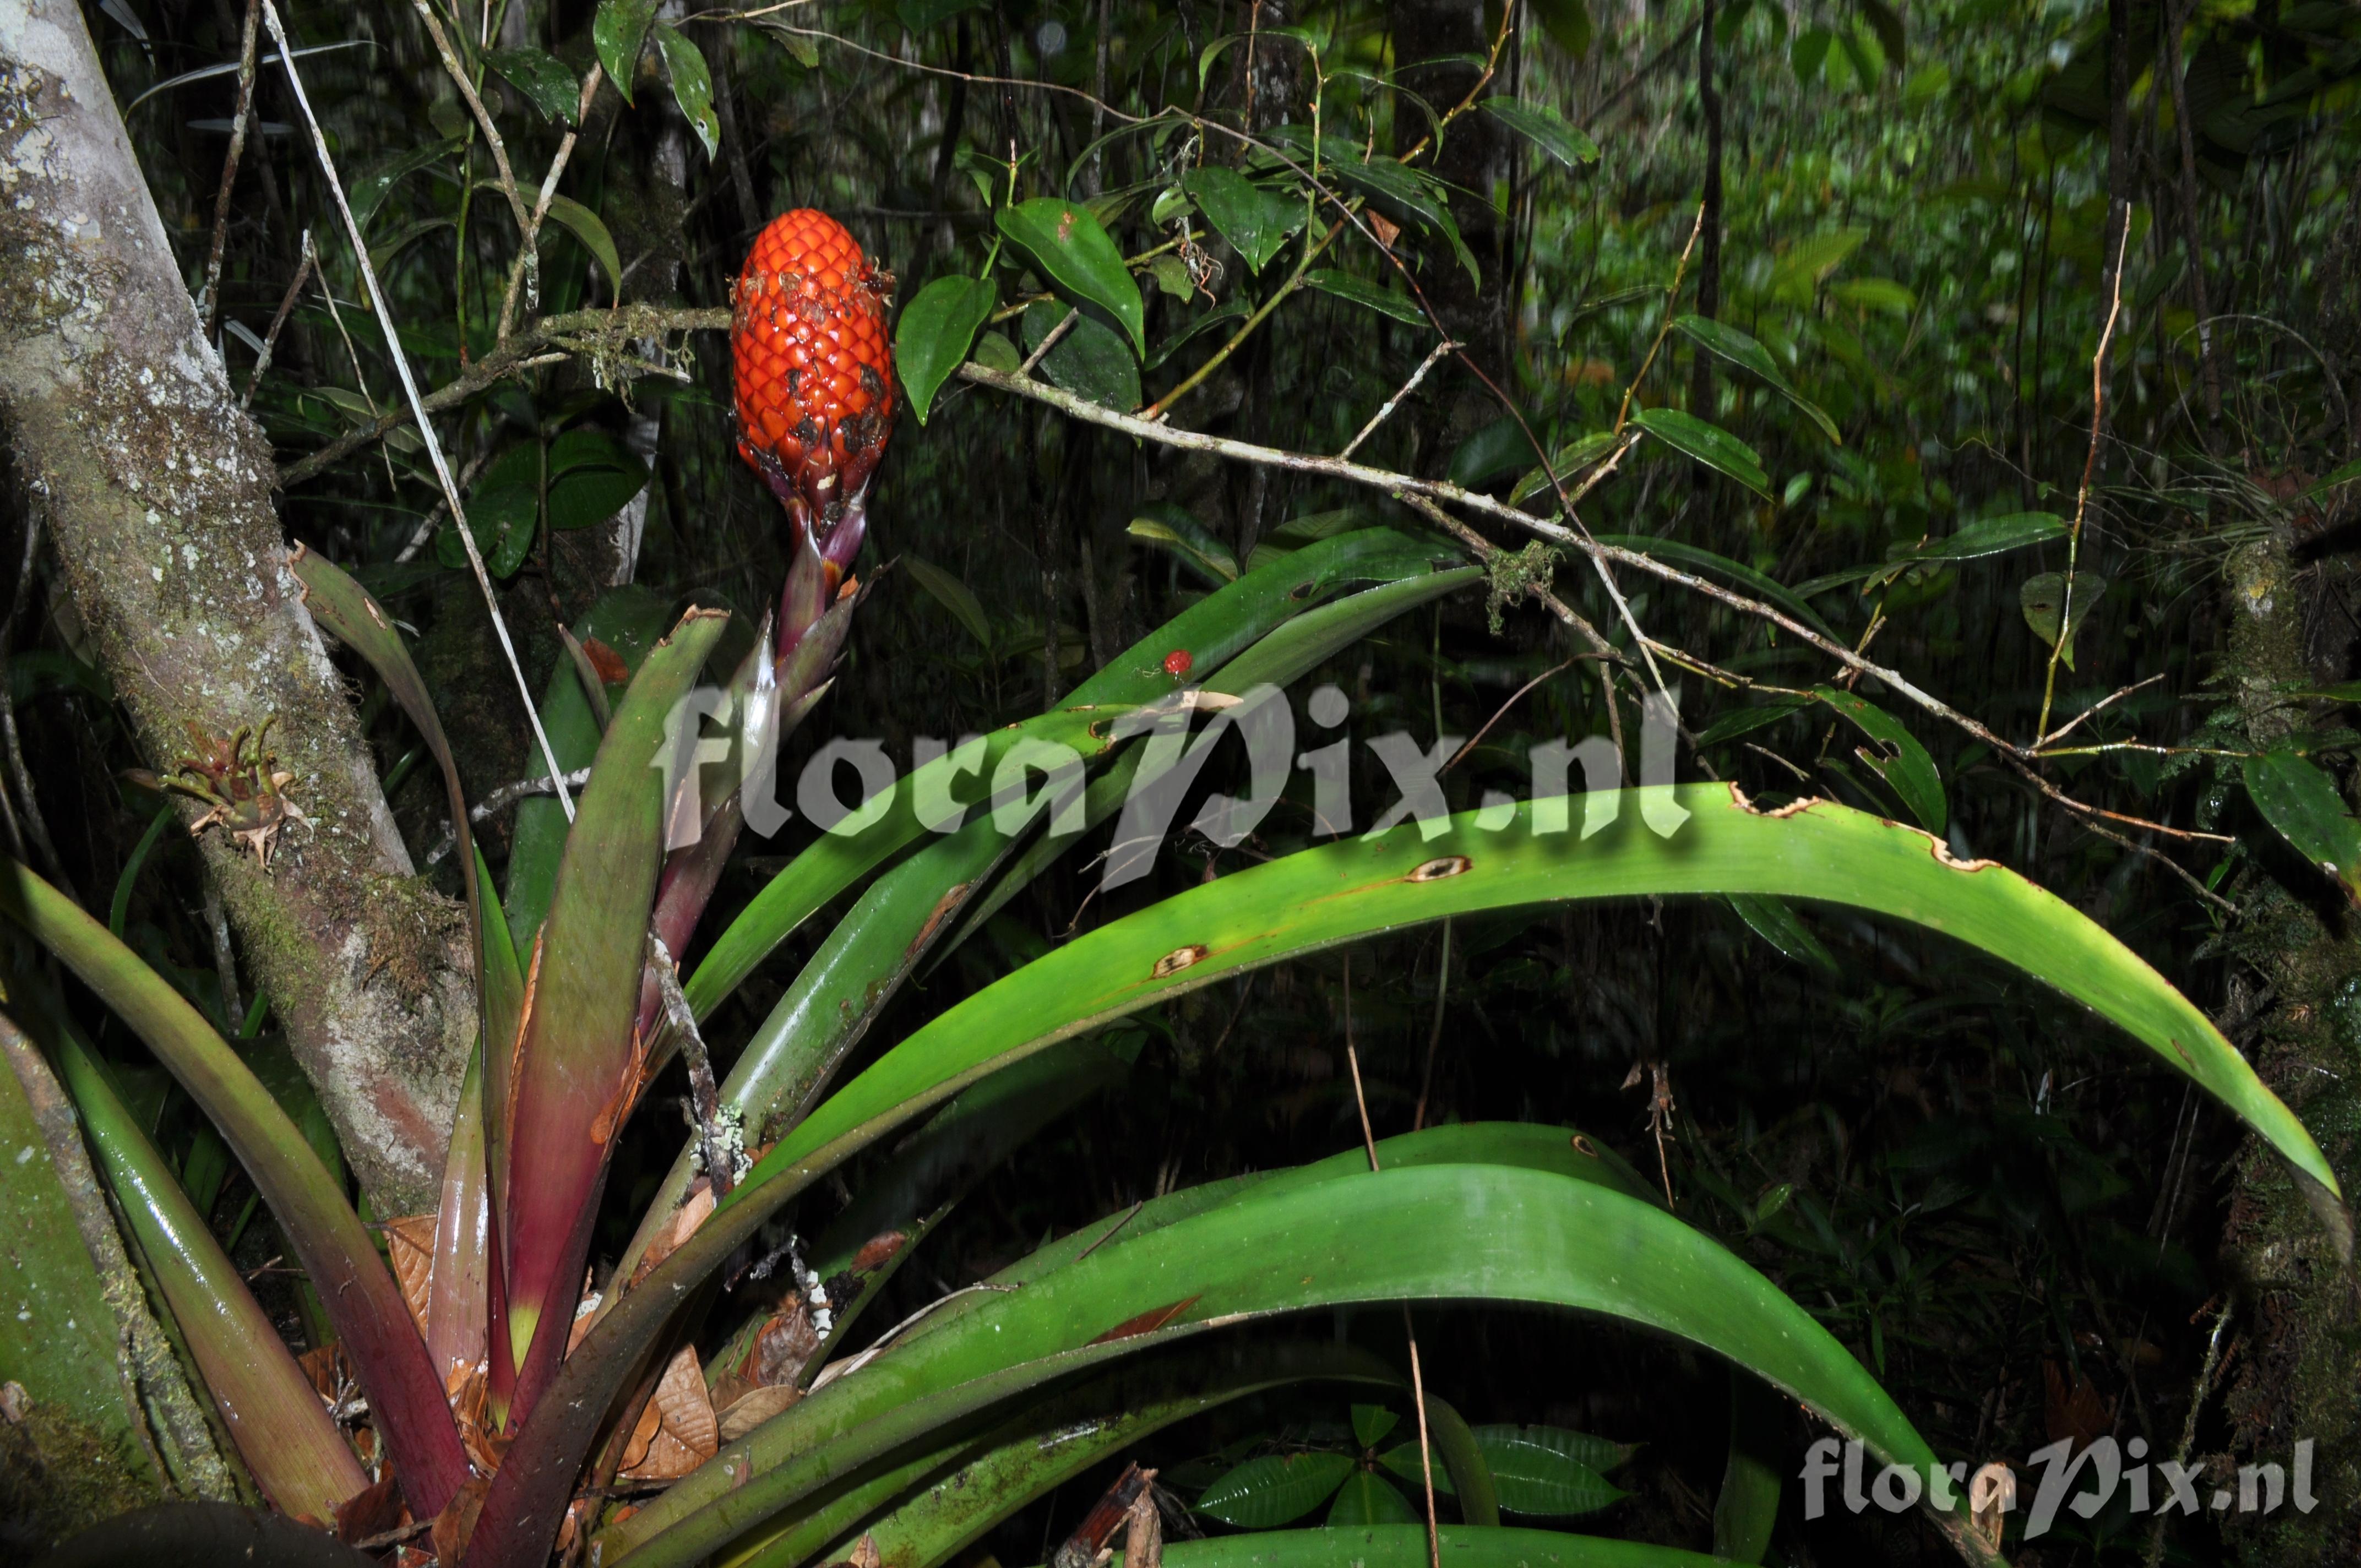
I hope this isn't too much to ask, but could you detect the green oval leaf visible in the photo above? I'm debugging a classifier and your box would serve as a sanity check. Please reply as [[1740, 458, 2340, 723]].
[[1198, 1453, 1357, 1526], [1629, 407, 1769, 496], [903, 553, 994, 649], [1470, 1425, 1631, 1517], [895, 275, 997, 424], [2244, 748, 2361, 900], [1809, 686, 1946, 832], [485, 46, 580, 123], [1023, 299, 1141, 411], [1479, 97, 1600, 168], [654, 23, 719, 160], [1184, 166, 1305, 275], [1669, 315, 1838, 444], [995, 198, 1145, 354], [593, 0, 656, 104], [543, 194, 623, 298], [2020, 571, 2105, 671], [1302, 269, 1427, 326], [1327, 1469, 1419, 1525]]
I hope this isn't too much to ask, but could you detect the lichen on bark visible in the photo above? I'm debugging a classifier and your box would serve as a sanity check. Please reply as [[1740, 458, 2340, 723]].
[[0, 0, 473, 1212]]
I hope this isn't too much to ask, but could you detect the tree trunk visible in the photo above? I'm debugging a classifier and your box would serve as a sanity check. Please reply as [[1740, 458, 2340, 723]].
[[2217, 529, 2361, 1561], [0, 0, 473, 1213]]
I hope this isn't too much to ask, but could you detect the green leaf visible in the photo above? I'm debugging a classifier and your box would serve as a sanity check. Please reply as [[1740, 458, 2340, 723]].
[[504, 587, 675, 950], [1447, 417, 1535, 491], [1727, 892, 1836, 973], [1810, 685, 1946, 831], [1129, 501, 1240, 585], [486, 46, 580, 123], [1713, 1375, 1784, 1563], [1164, 1527, 1723, 1568], [1629, 407, 1769, 496], [1147, 298, 1252, 371], [1768, 228, 1868, 301], [499, 608, 731, 1413], [1199, 1453, 1357, 1526], [1023, 299, 1141, 410], [1471, 1425, 1631, 1516], [544, 429, 649, 531], [1302, 269, 1427, 325], [1509, 432, 1619, 504], [1151, 253, 1195, 298], [349, 137, 462, 229], [1328, 1470, 1420, 1525], [1590, 535, 1836, 643], [1184, 166, 1305, 275], [47, 1023, 368, 1521], [904, 554, 994, 649], [1530, 0, 1593, 55], [895, 275, 998, 424], [2020, 571, 2104, 671], [594, 0, 657, 104], [2244, 749, 2361, 901], [1830, 277, 1916, 315], [601, 1155, 1954, 1568], [754, 1344, 1409, 1568], [0, 863, 471, 1515], [1353, 1404, 1401, 1449], [995, 198, 1146, 353], [654, 23, 720, 159], [544, 194, 623, 297], [1669, 315, 1838, 443], [1479, 97, 1600, 168], [2297, 458, 2361, 503]]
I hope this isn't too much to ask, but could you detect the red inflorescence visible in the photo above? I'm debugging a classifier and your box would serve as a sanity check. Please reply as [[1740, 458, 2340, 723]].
[[1162, 649, 1194, 678], [732, 210, 896, 529]]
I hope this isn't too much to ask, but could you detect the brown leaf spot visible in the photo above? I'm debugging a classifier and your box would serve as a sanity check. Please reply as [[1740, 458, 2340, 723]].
[[1089, 1294, 1202, 1344], [1407, 856, 1472, 882], [580, 635, 629, 685], [851, 1231, 907, 1272], [1152, 944, 1209, 979], [1570, 1134, 1597, 1157]]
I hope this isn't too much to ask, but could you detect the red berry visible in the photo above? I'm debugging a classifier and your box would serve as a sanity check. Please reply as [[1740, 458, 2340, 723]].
[[1163, 649, 1194, 678], [732, 210, 896, 528]]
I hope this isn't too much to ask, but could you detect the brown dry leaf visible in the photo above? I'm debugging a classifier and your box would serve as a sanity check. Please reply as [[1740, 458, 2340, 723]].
[[567, 1291, 605, 1356], [335, 1471, 406, 1544], [619, 1344, 719, 1480], [717, 1383, 804, 1443], [580, 636, 630, 685], [632, 1180, 718, 1286], [554, 1495, 600, 1560], [848, 1533, 880, 1568], [851, 1230, 907, 1272], [752, 1299, 822, 1386], [297, 1343, 347, 1403], [2042, 1359, 2113, 1447], [382, 1215, 437, 1338], [1367, 211, 1400, 251], [431, 1474, 492, 1564], [1968, 1462, 2015, 1552]]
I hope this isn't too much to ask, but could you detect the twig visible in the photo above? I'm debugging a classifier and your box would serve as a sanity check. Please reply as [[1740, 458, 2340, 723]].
[[497, 64, 607, 339], [277, 303, 726, 485], [265, 0, 577, 820], [1412, 919, 1451, 1131], [2038, 673, 2168, 748], [410, 0, 534, 247], [2037, 218, 2131, 741], [421, 765, 593, 866], [1339, 339, 1457, 460], [195, 0, 262, 336], [962, 358, 2222, 853], [2145, 1297, 2236, 1568], [241, 231, 315, 410], [1018, 307, 1079, 375], [1443, 658, 1577, 775]]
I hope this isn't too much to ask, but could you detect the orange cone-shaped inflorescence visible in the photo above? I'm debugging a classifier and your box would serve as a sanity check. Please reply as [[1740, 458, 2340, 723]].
[[732, 209, 896, 547]]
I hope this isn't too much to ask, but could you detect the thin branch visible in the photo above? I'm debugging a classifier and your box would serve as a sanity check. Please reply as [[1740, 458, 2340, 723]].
[[410, 0, 534, 244], [422, 765, 593, 866], [195, 0, 262, 336], [276, 304, 727, 486], [1339, 339, 1457, 460], [2037, 217, 2131, 740], [497, 64, 607, 340], [2038, 673, 2167, 749], [241, 231, 315, 410], [264, 0, 576, 819]]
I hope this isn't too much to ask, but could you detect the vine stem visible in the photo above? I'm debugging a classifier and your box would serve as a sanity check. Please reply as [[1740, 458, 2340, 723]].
[[263, 0, 575, 819], [2036, 218, 2130, 742]]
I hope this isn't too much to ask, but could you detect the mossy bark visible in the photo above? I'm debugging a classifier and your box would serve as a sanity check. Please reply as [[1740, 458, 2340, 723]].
[[0, 1013, 231, 1551], [0, 0, 472, 1212], [2217, 529, 2361, 1562]]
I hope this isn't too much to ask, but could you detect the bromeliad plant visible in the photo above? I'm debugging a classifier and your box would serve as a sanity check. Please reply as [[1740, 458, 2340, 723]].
[[3, 213, 2347, 1568]]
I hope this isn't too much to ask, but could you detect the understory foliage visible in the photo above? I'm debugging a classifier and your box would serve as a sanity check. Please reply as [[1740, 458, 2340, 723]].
[[3, 0, 2360, 1565]]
